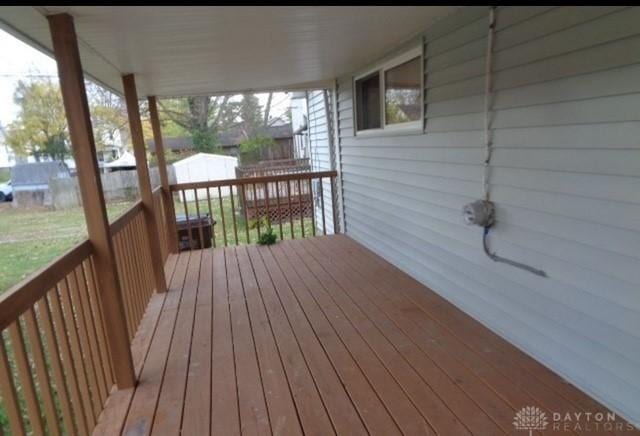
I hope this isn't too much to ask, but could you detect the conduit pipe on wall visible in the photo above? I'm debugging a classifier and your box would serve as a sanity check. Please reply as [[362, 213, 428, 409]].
[[465, 6, 547, 278]]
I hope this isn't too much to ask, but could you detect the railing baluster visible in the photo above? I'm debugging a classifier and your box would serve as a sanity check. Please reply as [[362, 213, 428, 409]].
[[275, 180, 284, 241], [48, 288, 90, 434], [24, 306, 61, 436], [75, 265, 109, 403], [331, 175, 339, 234], [194, 189, 205, 250], [8, 320, 46, 435], [0, 336, 26, 435], [206, 187, 215, 248], [113, 235, 132, 338], [182, 190, 193, 251], [58, 278, 97, 427], [242, 183, 250, 244], [264, 181, 271, 233], [287, 179, 294, 239], [308, 176, 316, 237], [252, 182, 261, 238], [83, 259, 113, 389], [298, 178, 305, 238], [67, 269, 102, 418], [319, 176, 326, 235], [217, 186, 228, 247], [229, 184, 239, 245], [37, 295, 77, 436]]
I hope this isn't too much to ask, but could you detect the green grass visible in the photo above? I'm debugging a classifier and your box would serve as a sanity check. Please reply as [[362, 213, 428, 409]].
[[0, 202, 134, 294], [173, 195, 316, 248], [0, 197, 320, 294]]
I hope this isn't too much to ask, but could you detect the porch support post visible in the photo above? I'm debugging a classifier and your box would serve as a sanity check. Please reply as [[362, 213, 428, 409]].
[[47, 13, 136, 388], [148, 96, 179, 253], [122, 74, 168, 293]]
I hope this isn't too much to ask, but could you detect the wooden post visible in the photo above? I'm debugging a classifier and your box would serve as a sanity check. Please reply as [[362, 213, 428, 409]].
[[122, 74, 168, 294], [148, 96, 179, 253], [47, 13, 136, 389]]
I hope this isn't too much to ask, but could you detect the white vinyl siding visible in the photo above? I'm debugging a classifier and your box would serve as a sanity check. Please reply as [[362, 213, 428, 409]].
[[307, 90, 337, 234], [337, 6, 640, 423]]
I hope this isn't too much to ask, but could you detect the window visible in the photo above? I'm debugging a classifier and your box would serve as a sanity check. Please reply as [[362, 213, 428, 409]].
[[355, 72, 381, 131], [354, 47, 422, 134], [384, 57, 421, 125]]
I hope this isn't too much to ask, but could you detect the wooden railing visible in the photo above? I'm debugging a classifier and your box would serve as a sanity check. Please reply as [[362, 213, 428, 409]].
[[110, 201, 157, 341], [169, 170, 338, 249], [0, 198, 167, 434], [0, 241, 113, 435], [235, 158, 311, 178]]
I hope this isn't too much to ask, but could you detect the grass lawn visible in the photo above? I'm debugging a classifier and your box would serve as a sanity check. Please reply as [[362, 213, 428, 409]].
[[0, 202, 134, 293], [0, 196, 322, 294]]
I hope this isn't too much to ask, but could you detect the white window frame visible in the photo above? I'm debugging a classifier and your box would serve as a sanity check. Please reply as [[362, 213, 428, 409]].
[[353, 46, 423, 137]]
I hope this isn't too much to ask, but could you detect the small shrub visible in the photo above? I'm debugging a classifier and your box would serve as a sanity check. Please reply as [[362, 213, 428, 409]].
[[258, 227, 277, 245]]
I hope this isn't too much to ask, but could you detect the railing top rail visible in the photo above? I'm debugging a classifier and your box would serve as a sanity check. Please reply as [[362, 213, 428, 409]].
[[0, 239, 92, 331], [170, 170, 337, 191]]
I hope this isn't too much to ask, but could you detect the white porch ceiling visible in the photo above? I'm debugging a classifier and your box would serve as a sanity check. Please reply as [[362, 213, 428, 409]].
[[0, 6, 458, 97]]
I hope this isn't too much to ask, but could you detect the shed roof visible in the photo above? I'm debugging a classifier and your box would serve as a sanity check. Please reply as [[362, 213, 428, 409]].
[[11, 161, 70, 185], [0, 6, 460, 97], [173, 152, 238, 167]]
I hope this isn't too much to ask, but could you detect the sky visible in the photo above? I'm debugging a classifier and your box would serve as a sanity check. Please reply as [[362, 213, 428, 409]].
[[0, 29, 58, 128]]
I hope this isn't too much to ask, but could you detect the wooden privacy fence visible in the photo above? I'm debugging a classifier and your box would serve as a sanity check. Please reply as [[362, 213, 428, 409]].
[[0, 198, 166, 435], [170, 170, 338, 249]]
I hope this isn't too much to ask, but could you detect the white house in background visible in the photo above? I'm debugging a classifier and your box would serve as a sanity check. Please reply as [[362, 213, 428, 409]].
[[104, 150, 136, 171], [172, 152, 238, 202]]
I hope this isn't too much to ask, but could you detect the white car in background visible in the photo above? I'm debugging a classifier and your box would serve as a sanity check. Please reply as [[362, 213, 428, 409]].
[[0, 181, 12, 202]]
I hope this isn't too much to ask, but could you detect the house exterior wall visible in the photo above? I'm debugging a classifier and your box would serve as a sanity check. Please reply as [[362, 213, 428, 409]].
[[335, 6, 640, 423], [307, 90, 337, 234]]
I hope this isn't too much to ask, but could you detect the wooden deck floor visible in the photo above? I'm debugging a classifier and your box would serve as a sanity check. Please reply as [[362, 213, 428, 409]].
[[96, 235, 634, 435]]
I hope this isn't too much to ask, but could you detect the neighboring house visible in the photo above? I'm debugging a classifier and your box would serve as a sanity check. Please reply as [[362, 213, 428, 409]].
[[290, 92, 310, 159], [10, 161, 70, 207], [97, 144, 124, 164], [172, 152, 238, 201], [147, 123, 294, 159]]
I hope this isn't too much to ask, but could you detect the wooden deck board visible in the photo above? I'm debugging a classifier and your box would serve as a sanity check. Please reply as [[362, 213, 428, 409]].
[[97, 235, 635, 435]]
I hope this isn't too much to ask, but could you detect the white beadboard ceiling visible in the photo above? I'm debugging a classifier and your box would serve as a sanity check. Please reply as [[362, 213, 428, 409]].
[[0, 6, 458, 97]]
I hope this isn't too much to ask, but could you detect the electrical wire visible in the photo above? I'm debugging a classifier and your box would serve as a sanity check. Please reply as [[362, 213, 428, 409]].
[[480, 6, 547, 278]]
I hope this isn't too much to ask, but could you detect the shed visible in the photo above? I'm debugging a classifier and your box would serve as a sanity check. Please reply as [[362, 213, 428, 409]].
[[172, 153, 237, 201], [11, 161, 71, 207]]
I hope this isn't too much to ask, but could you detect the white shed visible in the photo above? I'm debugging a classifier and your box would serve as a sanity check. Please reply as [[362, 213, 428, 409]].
[[172, 153, 237, 201]]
